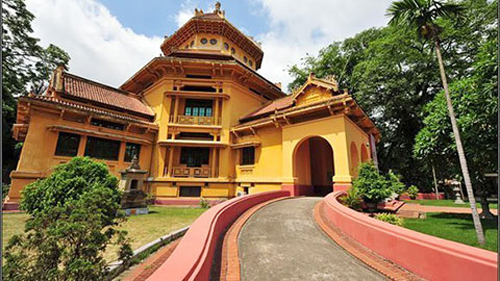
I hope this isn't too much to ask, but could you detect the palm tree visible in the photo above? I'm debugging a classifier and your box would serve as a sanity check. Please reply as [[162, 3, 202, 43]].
[[387, 0, 485, 245]]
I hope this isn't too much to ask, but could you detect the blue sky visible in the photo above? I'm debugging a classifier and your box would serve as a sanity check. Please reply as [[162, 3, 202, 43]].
[[26, 0, 392, 89], [98, 0, 270, 37]]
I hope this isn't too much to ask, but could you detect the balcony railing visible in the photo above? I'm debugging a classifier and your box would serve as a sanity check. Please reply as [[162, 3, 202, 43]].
[[170, 115, 219, 126], [168, 166, 211, 178]]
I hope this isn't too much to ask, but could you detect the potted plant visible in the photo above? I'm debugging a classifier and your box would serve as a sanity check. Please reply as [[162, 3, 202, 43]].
[[353, 162, 393, 212]]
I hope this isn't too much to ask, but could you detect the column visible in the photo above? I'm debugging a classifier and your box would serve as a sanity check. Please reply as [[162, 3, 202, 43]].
[[166, 147, 174, 177], [213, 98, 219, 125], [173, 97, 180, 122], [211, 148, 217, 178]]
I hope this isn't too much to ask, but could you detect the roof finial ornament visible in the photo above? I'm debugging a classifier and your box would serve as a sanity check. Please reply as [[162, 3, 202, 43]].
[[214, 2, 225, 18], [194, 8, 204, 16], [323, 74, 339, 91]]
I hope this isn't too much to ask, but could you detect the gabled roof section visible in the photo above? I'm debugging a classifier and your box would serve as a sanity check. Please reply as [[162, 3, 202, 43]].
[[291, 73, 341, 100], [240, 73, 342, 122], [160, 3, 264, 69], [49, 67, 154, 119]]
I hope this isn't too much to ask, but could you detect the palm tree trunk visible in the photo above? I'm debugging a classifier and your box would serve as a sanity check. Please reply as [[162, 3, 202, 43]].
[[431, 163, 439, 199], [434, 41, 485, 245]]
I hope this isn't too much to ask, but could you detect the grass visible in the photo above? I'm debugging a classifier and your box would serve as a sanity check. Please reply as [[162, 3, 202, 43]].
[[404, 212, 498, 252], [2, 206, 206, 262], [403, 199, 498, 209]]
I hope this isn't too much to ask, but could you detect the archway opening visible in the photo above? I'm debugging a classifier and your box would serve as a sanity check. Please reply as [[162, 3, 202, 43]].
[[293, 137, 334, 196]]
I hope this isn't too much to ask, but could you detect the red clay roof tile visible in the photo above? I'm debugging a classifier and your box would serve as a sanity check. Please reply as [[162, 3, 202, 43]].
[[62, 72, 154, 118], [241, 95, 294, 121]]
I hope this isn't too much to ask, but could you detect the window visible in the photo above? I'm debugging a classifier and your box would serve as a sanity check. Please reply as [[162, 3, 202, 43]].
[[190, 41, 194, 47], [200, 38, 208, 44], [180, 147, 209, 167], [243, 56, 248, 63], [224, 42, 229, 50], [84, 137, 121, 161], [55, 132, 81, 157], [179, 186, 201, 197], [180, 85, 216, 92], [241, 147, 255, 165], [231, 47, 235, 54], [210, 38, 217, 45], [124, 143, 141, 162], [130, 179, 138, 190], [249, 60, 253, 67], [90, 118, 124, 130], [184, 99, 213, 117]]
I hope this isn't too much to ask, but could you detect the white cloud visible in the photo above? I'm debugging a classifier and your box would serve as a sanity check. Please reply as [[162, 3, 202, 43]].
[[254, 0, 393, 91], [26, 0, 393, 91], [26, 0, 163, 87]]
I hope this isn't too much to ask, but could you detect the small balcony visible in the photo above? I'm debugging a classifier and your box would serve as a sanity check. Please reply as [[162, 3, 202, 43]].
[[169, 166, 211, 178], [170, 115, 220, 126]]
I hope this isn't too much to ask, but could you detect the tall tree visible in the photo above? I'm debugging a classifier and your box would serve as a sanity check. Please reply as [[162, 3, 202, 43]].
[[415, 28, 498, 219], [2, 0, 70, 186], [387, 0, 484, 244]]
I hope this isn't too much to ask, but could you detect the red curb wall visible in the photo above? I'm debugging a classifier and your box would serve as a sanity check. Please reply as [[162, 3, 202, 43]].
[[400, 192, 445, 200], [323, 191, 497, 281], [147, 190, 290, 281]]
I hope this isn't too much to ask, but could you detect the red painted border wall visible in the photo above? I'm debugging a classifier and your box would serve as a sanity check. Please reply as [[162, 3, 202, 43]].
[[322, 191, 497, 281], [399, 192, 445, 200], [147, 190, 289, 281]]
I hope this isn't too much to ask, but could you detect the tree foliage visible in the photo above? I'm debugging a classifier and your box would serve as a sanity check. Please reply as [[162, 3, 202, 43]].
[[414, 31, 498, 193], [3, 157, 132, 281], [288, 0, 496, 190], [2, 0, 70, 185]]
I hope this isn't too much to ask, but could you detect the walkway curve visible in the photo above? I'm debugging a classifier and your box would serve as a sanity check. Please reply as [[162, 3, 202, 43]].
[[238, 197, 385, 281]]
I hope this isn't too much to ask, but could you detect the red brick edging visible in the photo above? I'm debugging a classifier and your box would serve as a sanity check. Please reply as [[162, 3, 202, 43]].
[[120, 238, 182, 281], [314, 201, 425, 281], [219, 197, 290, 281]]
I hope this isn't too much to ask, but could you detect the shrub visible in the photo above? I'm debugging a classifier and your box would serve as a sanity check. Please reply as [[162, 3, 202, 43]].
[[3, 157, 132, 281], [146, 193, 156, 205], [387, 170, 406, 195], [2, 183, 10, 200], [353, 162, 393, 203], [407, 185, 419, 199], [199, 197, 210, 209], [375, 213, 404, 226], [343, 185, 363, 210]]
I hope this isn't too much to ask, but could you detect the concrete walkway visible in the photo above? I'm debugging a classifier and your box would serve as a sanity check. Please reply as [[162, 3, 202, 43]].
[[238, 197, 385, 281]]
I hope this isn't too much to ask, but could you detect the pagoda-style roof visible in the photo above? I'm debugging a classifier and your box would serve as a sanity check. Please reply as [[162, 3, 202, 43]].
[[160, 3, 264, 69], [50, 68, 154, 119], [119, 56, 285, 101]]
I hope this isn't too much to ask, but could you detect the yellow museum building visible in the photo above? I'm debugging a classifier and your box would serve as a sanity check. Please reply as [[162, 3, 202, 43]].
[[6, 4, 379, 206]]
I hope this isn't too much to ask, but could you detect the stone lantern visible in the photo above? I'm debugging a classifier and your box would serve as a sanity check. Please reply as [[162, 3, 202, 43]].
[[119, 155, 148, 215]]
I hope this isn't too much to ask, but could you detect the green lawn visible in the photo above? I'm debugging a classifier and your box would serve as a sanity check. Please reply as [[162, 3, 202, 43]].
[[2, 206, 206, 262], [404, 199, 498, 209], [404, 212, 498, 252]]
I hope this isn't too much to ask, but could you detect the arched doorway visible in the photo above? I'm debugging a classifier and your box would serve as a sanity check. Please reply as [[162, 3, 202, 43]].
[[293, 137, 334, 196]]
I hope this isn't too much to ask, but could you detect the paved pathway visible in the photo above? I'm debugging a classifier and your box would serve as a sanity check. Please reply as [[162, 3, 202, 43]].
[[238, 197, 386, 281]]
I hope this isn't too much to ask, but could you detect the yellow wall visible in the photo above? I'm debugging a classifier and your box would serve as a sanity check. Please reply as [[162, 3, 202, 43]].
[[9, 107, 155, 202]]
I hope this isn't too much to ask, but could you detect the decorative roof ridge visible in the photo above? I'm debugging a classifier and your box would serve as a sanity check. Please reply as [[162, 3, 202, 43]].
[[22, 95, 157, 126]]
